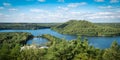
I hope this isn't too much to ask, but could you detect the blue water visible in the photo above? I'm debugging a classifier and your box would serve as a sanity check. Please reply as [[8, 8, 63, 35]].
[[27, 38, 48, 46], [0, 28, 120, 49]]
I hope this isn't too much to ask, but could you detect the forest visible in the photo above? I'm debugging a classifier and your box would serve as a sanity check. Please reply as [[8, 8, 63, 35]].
[[0, 20, 120, 60], [0, 23, 60, 30], [0, 34, 120, 60], [95, 23, 120, 28], [0, 32, 33, 46], [52, 20, 120, 36], [0, 32, 33, 60], [0, 0, 120, 59]]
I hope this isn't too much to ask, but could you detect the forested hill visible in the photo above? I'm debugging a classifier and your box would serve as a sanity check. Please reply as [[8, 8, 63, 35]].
[[52, 20, 120, 36], [0, 23, 60, 30]]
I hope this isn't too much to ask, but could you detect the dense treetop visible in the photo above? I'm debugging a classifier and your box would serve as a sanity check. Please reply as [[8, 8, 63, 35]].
[[0, 34, 120, 60]]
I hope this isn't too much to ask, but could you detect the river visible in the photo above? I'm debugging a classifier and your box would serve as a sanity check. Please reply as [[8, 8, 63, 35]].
[[0, 28, 120, 49]]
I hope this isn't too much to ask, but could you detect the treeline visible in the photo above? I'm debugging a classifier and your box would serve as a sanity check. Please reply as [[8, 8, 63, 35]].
[[1, 34, 120, 60], [0, 32, 33, 45], [0, 23, 60, 30], [95, 23, 120, 28], [41, 34, 61, 42], [0, 32, 33, 47], [52, 20, 120, 36], [0, 32, 33, 60], [41, 34, 62, 46]]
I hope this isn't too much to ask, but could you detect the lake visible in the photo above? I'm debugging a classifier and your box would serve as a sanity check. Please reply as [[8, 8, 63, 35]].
[[0, 28, 120, 49]]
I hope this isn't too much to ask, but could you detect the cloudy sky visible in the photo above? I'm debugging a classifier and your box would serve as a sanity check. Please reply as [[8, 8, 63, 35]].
[[0, 0, 120, 23]]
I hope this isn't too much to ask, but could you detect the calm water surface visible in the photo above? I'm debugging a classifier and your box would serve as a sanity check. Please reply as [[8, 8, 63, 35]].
[[0, 28, 120, 49]]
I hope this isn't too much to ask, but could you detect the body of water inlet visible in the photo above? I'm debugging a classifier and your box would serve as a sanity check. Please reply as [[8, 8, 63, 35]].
[[0, 28, 120, 49]]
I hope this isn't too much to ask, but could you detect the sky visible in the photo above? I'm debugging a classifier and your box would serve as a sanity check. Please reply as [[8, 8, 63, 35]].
[[0, 0, 120, 23]]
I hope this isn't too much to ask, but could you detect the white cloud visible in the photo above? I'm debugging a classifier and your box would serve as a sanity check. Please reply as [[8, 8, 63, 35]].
[[30, 9, 42, 12], [30, 9, 48, 13], [19, 13, 25, 16], [1, 11, 120, 23], [58, 6, 69, 11], [3, 2, 11, 6], [95, 0, 104, 2], [68, 2, 87, 8], [8, 8, 18, 11], [85, 12, 120, 20], [98, 6, 120, 12], [110, 0, 119, 3], [0, 5, 120, 23], [0, 14, 11, 21], [57, 2, 87, 12], [99, 6, 112, 9], [0, 7, 4, 10], [0, 13, 3, 16], [38, 0, 45, 2]]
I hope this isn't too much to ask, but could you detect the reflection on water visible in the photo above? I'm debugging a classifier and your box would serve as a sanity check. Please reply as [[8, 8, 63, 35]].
[[26, 38, 48, 46]]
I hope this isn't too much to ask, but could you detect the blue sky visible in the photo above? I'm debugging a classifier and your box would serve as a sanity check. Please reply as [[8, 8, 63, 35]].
[[0, 0, 120, 23]]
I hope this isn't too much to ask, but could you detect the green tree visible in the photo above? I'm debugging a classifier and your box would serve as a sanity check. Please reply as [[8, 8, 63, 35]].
[[0, 40, 10, 60], [103, 41, 120, 60], [10, 44, 20, 60]]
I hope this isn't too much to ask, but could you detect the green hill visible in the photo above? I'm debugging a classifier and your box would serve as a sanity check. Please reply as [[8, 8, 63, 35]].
[[52, 20, 120, 36]]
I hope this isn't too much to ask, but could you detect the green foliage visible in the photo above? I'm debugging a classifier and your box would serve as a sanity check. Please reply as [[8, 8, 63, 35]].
[[0, 22, 120, 60], [0, 32, 33, 45], [41, 34, 61, 46], [0, 41, 10, 60], [18, 48, 47, 60], [10, 44, 20, 60], [0, 33, 120, 60], [103, 41, 120, 60], [52, 20, 120, 36], [95, 23, 120, 28], [0, 32, 33, 60], [35, 34, 120, 60], [0, 23, 60, 30]]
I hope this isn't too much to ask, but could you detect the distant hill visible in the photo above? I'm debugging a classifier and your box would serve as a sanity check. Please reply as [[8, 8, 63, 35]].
[[52, 20, 120, 36], [0, 23, 60, 30]]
